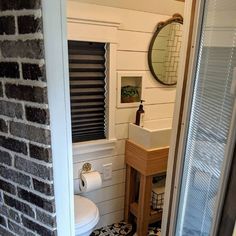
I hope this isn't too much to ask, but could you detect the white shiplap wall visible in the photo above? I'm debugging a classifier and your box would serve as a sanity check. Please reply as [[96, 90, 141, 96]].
[[67, 1, 180, 228]]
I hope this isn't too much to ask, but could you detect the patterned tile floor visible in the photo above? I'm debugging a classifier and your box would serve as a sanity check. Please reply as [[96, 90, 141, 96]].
[[91, 222, 161, 236], [91, 222, 132, 236]]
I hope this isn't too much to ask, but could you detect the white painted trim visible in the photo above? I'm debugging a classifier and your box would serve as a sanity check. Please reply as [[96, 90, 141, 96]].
[[68, 18, 118, 142], [73, 139, 116, 156], [67, 15, 120, 44], [42, 0, 74, 236], [116, 71, 145, 108], [67, 17, 121, 28], [160, 0, 192, 234], [167, 1, 206, 235], [106, 43, 117, 140]]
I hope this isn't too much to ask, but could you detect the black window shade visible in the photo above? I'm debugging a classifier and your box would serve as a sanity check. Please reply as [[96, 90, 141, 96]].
[[68, 40, 106, 143]]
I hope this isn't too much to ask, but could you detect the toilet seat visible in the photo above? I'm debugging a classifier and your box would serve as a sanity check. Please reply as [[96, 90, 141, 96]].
[[74, 195, 99, 235]]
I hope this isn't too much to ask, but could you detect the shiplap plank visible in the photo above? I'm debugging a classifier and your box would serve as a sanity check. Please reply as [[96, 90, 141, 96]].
[[73, 147, 117, 163], [144, 87, 176, 104], [117, 51, 148, 71], [96, 210, 124, 229], [115, 123, 129, 139], [117, 30, 151, 52], [74, 169, 125, 193], [97, 197, 125, 216], [67, 21, 117, 43], [115, 140, 126, 155], [145, 103, 175, 120], [116, 70, 173, 88], [115, 107, 137, 124], [144, 70, 171, 88], [67, 1, 169, 33], [73, 155, 125, 178], [115, 103, 175, 124], [82, 183, 125, 204]]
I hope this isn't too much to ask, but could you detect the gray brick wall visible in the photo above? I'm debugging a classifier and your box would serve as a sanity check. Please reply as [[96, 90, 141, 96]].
[[0, 1, 57, 235]]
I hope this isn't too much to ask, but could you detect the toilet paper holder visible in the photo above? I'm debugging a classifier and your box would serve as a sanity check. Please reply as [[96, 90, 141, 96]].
[[82, 163, 92, 172], [80, 163, 92, 179]]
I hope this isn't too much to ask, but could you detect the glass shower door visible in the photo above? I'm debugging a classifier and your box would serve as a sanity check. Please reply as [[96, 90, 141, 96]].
[[174, 0, 236, 235]]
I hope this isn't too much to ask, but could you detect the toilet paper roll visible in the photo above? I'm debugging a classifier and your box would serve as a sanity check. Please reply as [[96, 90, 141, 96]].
[[80, 171, 102, 193]]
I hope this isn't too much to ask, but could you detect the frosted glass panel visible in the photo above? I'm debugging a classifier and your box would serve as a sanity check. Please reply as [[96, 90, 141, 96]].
[[175, 0, 236, 235]]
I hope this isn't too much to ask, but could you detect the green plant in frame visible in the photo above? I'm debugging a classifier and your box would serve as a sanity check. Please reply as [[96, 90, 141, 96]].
[[121, 85, 140, 103]]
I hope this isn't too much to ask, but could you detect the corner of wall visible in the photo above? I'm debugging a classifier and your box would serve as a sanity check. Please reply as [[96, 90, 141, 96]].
[[0, 1, 57, 235]]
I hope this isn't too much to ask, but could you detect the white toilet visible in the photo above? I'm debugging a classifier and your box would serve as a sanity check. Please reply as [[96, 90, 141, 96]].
[[74, 195, 100, 236]]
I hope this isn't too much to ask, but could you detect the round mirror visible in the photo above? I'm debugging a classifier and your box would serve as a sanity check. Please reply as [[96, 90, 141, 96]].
[[148, 14, 183, 85]]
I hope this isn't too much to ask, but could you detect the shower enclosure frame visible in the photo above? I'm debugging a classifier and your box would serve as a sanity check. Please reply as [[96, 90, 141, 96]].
[[166, 0, 236, 235]]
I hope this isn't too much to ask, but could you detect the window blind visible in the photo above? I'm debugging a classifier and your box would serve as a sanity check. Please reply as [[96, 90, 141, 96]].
[[175, 0, 236, 235], [68, 41, 106, 143]]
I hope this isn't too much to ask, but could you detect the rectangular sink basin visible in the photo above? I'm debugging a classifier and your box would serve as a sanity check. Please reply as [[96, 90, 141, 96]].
[[128, 119, 172, 149]]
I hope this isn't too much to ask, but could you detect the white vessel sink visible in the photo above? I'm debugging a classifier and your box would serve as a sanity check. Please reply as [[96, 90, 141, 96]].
[[128, 119, 172, 149]]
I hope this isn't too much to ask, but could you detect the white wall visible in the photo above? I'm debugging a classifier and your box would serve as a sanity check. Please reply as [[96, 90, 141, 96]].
[[70, 0, 184, 16], [67, 1, 178, 228]]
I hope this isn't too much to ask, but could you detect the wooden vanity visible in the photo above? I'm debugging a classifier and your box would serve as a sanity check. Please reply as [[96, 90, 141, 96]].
[[124, 140, 169, 236]]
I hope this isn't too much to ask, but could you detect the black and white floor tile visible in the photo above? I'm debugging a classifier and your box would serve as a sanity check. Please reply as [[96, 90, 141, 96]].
[[91, 222, 161, 236], [91, 222, 132, 236]]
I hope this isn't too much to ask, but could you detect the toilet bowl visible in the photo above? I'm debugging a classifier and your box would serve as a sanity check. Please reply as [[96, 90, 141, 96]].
[[74, 195, 100, 236]]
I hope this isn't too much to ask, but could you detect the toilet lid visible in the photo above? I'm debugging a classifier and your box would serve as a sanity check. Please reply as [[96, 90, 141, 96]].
[[74, 195, 99, 228]]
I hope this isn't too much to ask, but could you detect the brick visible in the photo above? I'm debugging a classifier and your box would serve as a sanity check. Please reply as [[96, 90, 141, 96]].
[[0, 215, 6, 227], [33, 179, 54, 196], [0, 135, 27, 155], [8, 220, 29, 236], [18, 188, 55, 212], [0, 206, 20, 223], [36, 209, 56, 228], [22, 216, 56, 236], [0, 82, 3, 97], [0, 118, 8, 133], [4, 194, 35, 218], [8, 209, 20, 223], [0, 0, 41, 11], [0, 225, 15, 236], [0, 165, 31, 187], [0, 150, 12, 166], [0, 62, 19, 78], [0, 40, 44, 59], [18, 15, 42, 34], [0, 16, 15, 35], [5, 84, 48, 104], [22, 63, 45, 81], [15, 156, 53, 181], [0, 100, 23, 119], [25, 106, 49, 125], [0, 179, 16, 195], [29, 144, 52, 163], [10, 121, 51, 145], [0, 205, 7, 216]]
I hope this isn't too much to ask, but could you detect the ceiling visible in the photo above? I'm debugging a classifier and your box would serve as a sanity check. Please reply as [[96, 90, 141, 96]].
[[70, 0, 185, 16]]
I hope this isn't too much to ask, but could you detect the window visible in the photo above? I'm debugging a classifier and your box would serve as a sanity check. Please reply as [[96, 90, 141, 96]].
[[68, 40, 107, 143]]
